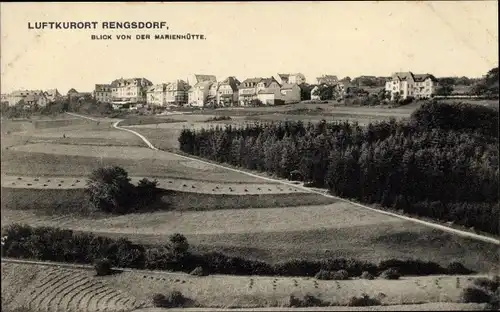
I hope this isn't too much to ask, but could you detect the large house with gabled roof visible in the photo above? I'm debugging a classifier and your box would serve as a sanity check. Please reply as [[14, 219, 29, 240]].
[[385, 72, 438, 100], [110, 77, 153, 105]]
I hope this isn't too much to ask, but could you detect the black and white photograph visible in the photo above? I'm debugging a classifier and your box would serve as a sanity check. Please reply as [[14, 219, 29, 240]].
[[0, 1, 499, 311]]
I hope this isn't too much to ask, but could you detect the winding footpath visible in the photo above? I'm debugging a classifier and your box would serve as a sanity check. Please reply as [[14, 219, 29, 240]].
[[65, 112, 500, 245]]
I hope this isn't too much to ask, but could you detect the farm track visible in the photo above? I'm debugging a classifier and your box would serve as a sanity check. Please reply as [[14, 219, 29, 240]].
[[65, 112, 500, 246]]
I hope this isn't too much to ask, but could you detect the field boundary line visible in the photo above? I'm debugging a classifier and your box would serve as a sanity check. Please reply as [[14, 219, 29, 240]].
[[66, 112, 500, 245]]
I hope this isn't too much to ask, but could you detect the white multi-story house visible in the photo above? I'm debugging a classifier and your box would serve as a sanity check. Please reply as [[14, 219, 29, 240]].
[[385, 72, 438, 100], [94, 84, 112, 103], [188, 81, 213, 107], [217, 76, 240, 107], [240, 77, 281, 106], [256, 77, 282, 105], [146, 83, 169, 106], [110, 77, 153, 105], [166, 80, 190, 105]]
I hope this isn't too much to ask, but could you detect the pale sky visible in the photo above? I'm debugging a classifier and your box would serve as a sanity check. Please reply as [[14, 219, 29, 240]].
[[1, 1, 498, 93]]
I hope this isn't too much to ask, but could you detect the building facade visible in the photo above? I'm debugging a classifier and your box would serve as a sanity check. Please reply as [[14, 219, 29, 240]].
[[94, 84, 112, 103], [188, 81, 213, 107], [165, 80, 189, 105], [110, 77, 153, 104], [6, 90, 45, 107], [280, 83, 301, 103], [146, 83, 169, 106], [217, 76, 240, 107]]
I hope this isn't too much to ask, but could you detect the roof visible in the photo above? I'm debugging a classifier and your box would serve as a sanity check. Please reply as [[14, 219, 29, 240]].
[[317, 75, 338, 81], [193, 81, 213, 89], [67, 88, 78, 94], [413, 74, 437, 82], [94, 84, 111, 92], [220, 76, 240, 92], [240, 78, 263, 86], [194, 74, 217, 83], [147, 83, 169, 92], [261, 77, 279, 87], [167, 80, 189, 91], [390, 72, 437, 82], [110, 78, 153, 87], [10, 90, 43, 97], [44, 89, 60, 96]]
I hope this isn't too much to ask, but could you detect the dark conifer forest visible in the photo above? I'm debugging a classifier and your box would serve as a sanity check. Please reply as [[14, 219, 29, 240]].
[[179, 101, 499, 235]]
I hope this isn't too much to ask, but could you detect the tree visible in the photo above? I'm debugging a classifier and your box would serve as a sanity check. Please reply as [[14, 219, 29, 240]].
[[85, 166, 136, 214]]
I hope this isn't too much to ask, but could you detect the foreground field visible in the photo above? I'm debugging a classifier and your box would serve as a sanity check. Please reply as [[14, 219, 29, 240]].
[[2, 200, 498, 273], [0, 261, 490, 311]]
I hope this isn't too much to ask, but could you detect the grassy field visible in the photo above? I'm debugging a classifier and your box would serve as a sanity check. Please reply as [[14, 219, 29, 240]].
[[1, 146, 268, 183], [1, 262, 490, 311], [118, 116, 187, 126], [3, 198, 498, 273], [0, 185, 336, 217]]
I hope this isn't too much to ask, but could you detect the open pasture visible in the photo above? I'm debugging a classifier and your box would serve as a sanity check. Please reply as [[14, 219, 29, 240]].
[[2, 262, 489, 311], [2, 200, 498, 273], [1, 144, 268, 183]]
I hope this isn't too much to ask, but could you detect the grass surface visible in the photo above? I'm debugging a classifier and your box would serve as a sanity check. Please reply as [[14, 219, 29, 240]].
[[118, 116, 187, 126], [1, 262, 491, 311], [0, 186, 336, 217], [1, 148, 266, 183], [3, 196, 498, 273]]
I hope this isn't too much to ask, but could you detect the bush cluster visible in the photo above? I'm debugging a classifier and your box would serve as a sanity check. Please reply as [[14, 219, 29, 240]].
[[1, 224, 475, 279], [178, 101, 499, 234], [85, 166, 160, 214]]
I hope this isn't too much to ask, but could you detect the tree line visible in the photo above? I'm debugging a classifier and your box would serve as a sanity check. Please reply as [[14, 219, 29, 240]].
[[178, 101, 499, 235], [1, 224, 474, 278]]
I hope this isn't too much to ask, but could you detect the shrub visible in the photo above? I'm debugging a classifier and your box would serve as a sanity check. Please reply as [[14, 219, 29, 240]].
[[473, 277, 500, 292], [151, 291, 187, 308], [288, 294, 327, 307], [380, 268, 400, 280], [348, 293, 381, 307], [85, 166, 136, 214], [190, 266, 208, 276], [152, 293, 167, 307], [315, 269, 333, 280], [94, 258, 112, 276], [461, 287, 491, 303], [332, 270, 350, 280], [361, 271, 375, 280], [447, 262, 474, 275]]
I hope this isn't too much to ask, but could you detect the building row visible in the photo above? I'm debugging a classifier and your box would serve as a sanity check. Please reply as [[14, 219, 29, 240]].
[[1, 71, 438, 109], [1, 89, 63, 107], [94, 73, 330, 108]]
